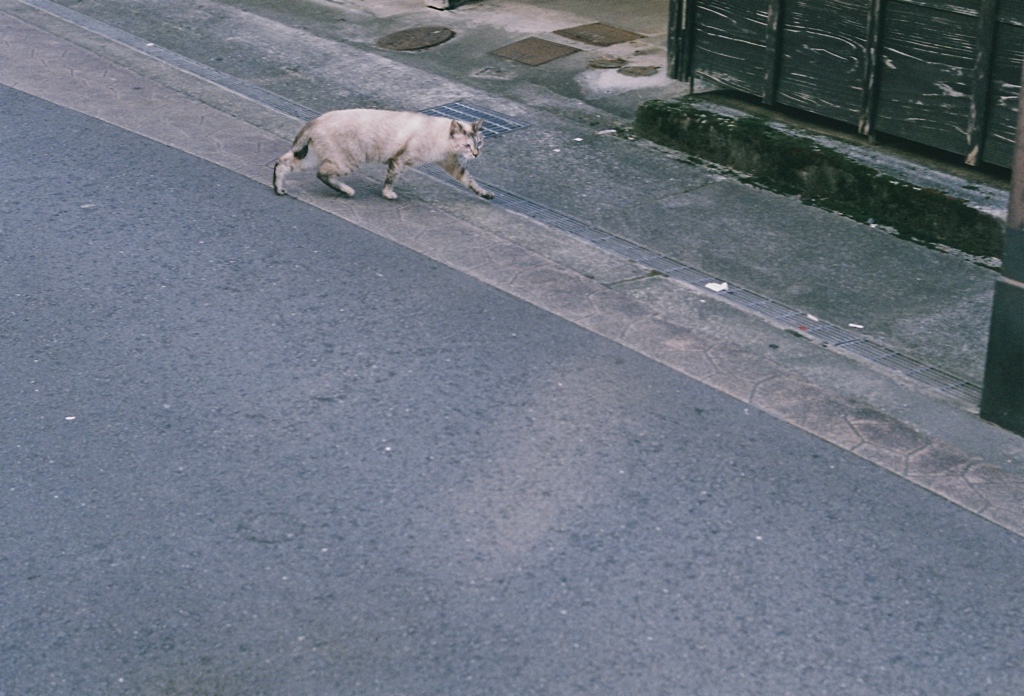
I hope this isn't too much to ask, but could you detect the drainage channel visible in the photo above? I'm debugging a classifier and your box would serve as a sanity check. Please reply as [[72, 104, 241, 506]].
[[420, 170, 983, 406], [22, 0, 983, 408]]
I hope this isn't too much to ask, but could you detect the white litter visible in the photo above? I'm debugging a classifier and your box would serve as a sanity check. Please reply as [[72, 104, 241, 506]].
[[849, 323, 864, 329], [595, 129, 617, 135], [574, 137, 583, 142], [806, 314, 819, 322], [705, 282, 729, 292]]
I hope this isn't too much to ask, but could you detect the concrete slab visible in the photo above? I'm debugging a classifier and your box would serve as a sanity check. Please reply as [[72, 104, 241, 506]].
[[491, 36, 579, 65], [554, 22, 644, 46]]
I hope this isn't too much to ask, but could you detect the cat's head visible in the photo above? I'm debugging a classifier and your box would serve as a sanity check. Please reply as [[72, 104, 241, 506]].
[[450, 118, 486, 158]]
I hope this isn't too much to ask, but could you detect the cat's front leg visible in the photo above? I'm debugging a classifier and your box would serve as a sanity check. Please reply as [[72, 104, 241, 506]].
[[442, 154, 493, 199], [382, 158, 409, 200], [468, 179, 494, 199]]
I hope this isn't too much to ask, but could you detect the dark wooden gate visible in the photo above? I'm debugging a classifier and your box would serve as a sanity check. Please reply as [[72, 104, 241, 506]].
[[668, 0, 1024, 168]]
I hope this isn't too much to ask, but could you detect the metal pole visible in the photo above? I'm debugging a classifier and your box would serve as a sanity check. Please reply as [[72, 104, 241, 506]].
[[980, 61, 1024, 433]]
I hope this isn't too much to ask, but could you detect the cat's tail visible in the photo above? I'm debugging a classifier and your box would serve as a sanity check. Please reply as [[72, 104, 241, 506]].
[[289, 124, 314, 160], [273, 125, 315, 195]]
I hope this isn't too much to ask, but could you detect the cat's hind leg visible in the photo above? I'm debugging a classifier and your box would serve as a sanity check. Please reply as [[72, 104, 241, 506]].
[[316, 159, 356, 197], [441, 154, 493, 199]]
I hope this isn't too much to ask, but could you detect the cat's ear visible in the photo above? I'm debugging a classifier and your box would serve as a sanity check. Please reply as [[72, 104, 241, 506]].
[[472, 118, 485, 134], [449, 119, 464, 136]]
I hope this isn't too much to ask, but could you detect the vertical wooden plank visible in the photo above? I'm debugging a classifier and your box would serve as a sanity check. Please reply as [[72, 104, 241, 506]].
[[873, 1, 980, 156], [773, 0, 875, 124], [763, 0, 784, 103], [966, 0, 1000, 164], [668, 0, 695, 81], [859, 0, 885, 136], [684, 0, 698, 81], [690, 1, 772, 94], [685, 0, 699, 90], [981, 4, 1024, 168]]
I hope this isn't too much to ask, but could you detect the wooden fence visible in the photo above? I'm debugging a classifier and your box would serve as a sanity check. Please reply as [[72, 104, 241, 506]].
[[668, 0, 1024, 168]]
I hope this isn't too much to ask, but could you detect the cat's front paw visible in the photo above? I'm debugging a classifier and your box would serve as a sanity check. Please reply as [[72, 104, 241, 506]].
[[381, 189, 399, 200], [479, 190, 494, 200]]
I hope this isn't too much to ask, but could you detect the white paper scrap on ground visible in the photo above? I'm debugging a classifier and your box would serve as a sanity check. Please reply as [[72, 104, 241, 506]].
[[705, 282, 729, 292], [849, 323, 864, 329]]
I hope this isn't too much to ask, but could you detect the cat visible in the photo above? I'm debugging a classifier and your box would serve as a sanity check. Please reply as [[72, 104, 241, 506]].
[[273, 108, 493, 200]]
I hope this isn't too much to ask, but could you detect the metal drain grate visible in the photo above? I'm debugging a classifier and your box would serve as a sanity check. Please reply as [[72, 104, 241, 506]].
[[841, 342, 982, 401], [420, 102, 528, 138], [30, 0, 982, 407]]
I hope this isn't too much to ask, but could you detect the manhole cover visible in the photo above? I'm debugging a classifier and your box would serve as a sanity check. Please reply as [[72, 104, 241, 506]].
[[491, 37, 579, 66], [618, 65, 660, 77], [554, 22, 644, 47], [376, 26, 455, 51]]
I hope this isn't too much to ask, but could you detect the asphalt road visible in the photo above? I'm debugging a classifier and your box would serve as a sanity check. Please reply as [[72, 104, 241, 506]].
[[2, 85, 1024, 696]]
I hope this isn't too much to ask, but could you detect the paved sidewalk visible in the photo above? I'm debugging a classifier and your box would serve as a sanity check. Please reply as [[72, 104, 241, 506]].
[[2, 0, 1024, 536]]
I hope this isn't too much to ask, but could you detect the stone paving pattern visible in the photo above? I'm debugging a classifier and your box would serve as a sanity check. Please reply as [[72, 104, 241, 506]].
[[2, 2, 1023, 537]]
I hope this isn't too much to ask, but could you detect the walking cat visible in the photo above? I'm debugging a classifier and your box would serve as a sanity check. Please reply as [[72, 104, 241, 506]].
[[273, 108, 493, 200]]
